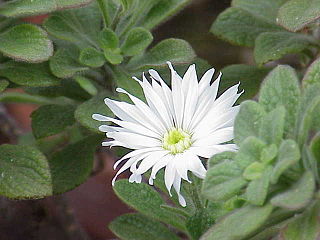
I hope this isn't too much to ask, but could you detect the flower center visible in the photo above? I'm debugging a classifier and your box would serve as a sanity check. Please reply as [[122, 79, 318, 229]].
[[163, 128, 192, 154]]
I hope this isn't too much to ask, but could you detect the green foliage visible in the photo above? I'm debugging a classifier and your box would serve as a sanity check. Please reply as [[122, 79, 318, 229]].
[[31, 105, 76, 139], [0, 24, 53, 63], [186, 209, 215, 240], [79, 48, 105, 68], [277, 0, 320, 32], [303, 57, 320, 88], [109, 213, 180, 240], [0, 79, 9, 92], [121, 27, 153, 56]]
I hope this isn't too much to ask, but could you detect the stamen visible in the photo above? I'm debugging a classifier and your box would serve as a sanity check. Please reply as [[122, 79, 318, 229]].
[[162, 128, 192, 154]]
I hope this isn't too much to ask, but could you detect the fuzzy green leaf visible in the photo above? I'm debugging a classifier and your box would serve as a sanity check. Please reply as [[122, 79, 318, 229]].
[[271, 139, 300, 184], [0, 144, 52, 199], [113, 180, 186, 232], [234, 101, 266, 146], [211, 7, 282, 47], [254, 32, 317, 65], [260, 144, 278, 164], [75, 91, 113, 133], [104, 48, 123, 65], [0, 62, 60, 87], [208, 151, 236, 168], [74, 76, 98, 96], [98, 28, 119, 50], [303, 57, 320, 88], [259, 106, 286, 145], [50, 48, 88, 79], [0, 79, 9, 92], [0, 92, 57, 105], [186, 209, 215, 240], [0, 24, 53, 63], [271, 171, 315, 210], [127, 38, 195, 70], [259, 65, 301, 137], [243, 162, 267, 180], [0, 0, 93, 17], [109, 213, 180, 240], [310, 133, 320, 163], [31, 105, 75, 139], [79, 47, 105, 68], [278, 0, 320, 32], [121, 27, 153, 56], [200, 204, 273, 240]]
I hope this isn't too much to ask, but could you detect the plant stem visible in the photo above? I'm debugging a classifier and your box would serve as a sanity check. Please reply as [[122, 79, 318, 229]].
[[96, 0, 110, 28]]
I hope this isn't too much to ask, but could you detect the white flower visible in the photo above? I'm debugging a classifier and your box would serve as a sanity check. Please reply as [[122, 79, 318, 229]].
[[93, 62, 242, 206]]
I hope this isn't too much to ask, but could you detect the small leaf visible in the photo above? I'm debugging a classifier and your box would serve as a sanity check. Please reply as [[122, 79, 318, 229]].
[[271, 139, 300, 184], [0, 79, 9, 92], [109, 213, 180, 240], [310, 133, 320, 163], [220, 64, 270, 102], [271, 171, 315, 210], [254, 32, 317, 65], [0, 144, 52, 199], [278, 0, 320, 32], [259, 65, 301, 137], [50, 48, 88, 79], [98, 28, 119, 50], [74, 76, 98, 96], [113, 180, 186, 232], [186, 209, 215, 240], [0, 61, 60, 87], [127, 38, 195, 70], [245, 166, 272, 205], [259, 106, 286, 145], [260, 144, 278, 164], [74, 91, 113, 133], [243, 162, 267, 180], [0, 0, 93, 17], [208, 151, 236, 168], [303, 57, 320, 88], [0, 24, 53, 63], [0, 92, 57, 105], [104, 48, 123, 65], [234, 100, 266, 146], [211, 7, 282, 47], [200, 204, 273, 240], [79, 47, 105, 68], [281, 201, 320, 240], [121, 27, 153, 56], [31, 104, 75, 139]]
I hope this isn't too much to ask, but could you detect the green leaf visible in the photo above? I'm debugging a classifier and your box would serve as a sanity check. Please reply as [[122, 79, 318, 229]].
[[79, 47, 105, 68], [200, 204, 273, 240], [254, 32, 317, 65], [141, 0, 190, 30], [271, 171, 315, 210], [310, 133, 320, 163], [113, 180, 186, 232], [243, 162, 267, 180], [43, 4, 101, 48], [211, 7, 282, 47], [281, 201, 320, 240], [0, 92, 58, 105], [0, 62, 60, 87], [74, 76, 98, 96], [245, 166, 272, 205], [75, 91, 113, 133], [0, 144, 52, 199], [303, 57, 320, 88], [0, 0, 93, 17], [31, 105, 75, 139], [234, 100, 266, 146], [278, 0, 320, 32], [98, 28, 119, 50], [49, 135, 101, 194], [271, 139, 300, 184], [259, 65, 301, 137], [259, 106, 286, 145], [260, 144, 278, 164], [208, 151, 236, 168], [0, 79, 9, 92], [127, 38, 195, 70], [235, 136, 266, 169], [104, 48, 123, 65], [232, 0, 288, 23], [50, 48, 88, 79], [109, 213, 180, 240], [0, 24, 53, 63], [121, 27, 153, 56], [220, 64, 270, 102], [186, 209, 215, 240]]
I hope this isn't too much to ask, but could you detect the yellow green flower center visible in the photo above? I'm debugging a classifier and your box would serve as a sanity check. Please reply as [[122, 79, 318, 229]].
[[163, 128, 192, 154]]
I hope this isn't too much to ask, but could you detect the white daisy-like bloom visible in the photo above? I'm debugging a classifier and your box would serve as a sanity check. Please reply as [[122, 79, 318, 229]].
[[92, 62, 242, 206]]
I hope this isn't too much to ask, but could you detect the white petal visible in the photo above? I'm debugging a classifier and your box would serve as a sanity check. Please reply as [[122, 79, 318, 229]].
[[92, 113, 109, 121], [107, 132, 161, 148], [173, 176, 186, 207], [173, 153, 190, 182], [193, 127, 234, 147], [135, 151, 168, 174], [198, 68, 215, 94], [190, 144, 238, 158], [151, 154, 173, 179], [164, 162, 176, 196], [184, 151, 207, 178]]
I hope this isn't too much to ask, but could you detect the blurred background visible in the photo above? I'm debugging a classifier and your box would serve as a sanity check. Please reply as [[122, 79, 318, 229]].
[[0, 0, 252, 239]]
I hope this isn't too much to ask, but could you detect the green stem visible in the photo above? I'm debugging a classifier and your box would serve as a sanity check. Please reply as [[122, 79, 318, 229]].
[[96, 0, 110, 27]]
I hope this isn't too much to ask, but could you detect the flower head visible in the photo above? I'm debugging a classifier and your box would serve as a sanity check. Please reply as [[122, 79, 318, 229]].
[[93, 62, 242, 206]]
